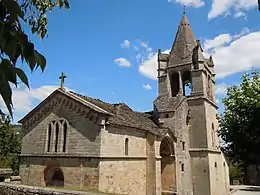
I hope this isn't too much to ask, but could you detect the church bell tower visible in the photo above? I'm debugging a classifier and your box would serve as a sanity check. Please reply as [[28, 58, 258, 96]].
[[154, 12, 229, 195]]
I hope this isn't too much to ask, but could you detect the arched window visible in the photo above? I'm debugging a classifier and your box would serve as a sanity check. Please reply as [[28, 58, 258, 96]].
[[125, 138, 129, 156], [54, 122, 59, 152], [63, 122, 67, 152], [182, 71, 192, 96], [212, 123, 215, 147], [47, 123, 52, 152], [47, 119, 69, 153]]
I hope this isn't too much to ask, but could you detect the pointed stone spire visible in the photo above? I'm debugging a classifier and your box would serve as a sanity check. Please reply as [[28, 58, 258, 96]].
[[168, 12, 197, 67]]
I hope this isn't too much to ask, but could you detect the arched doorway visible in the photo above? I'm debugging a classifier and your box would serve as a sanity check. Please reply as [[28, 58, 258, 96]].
[[160, 137, 176, 193], [44, 164, 64, 187]]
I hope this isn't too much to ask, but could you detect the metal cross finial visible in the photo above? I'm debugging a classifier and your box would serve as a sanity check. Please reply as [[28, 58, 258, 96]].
[[59, 72, 67, 89], [183, 5, 186, 14]]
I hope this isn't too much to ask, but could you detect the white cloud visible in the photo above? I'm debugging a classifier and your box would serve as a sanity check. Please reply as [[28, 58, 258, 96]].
[[114, 58, 131, 67], [121, 40, 131, 48], [204, 29, 260, 78], [215, 83, 228, 95], [208, 0, 257, 19], [233, 27, 250, 38], [0, 85, 65, 122], [234, 11, 247, 19], [168, 0, 205, 7], [140, 41, 149, 49], [143, 84, 152, 90], [204, 34, 233, 51], [139, 49, 170, 80]]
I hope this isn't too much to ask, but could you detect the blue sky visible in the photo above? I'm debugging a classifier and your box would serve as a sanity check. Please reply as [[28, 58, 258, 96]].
[[2, 0, 260, 123]]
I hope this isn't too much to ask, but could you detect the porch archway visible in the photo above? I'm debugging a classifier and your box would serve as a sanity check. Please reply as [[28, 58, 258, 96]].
[[160, 137, 176, 193], [44, 164, 64, 187]]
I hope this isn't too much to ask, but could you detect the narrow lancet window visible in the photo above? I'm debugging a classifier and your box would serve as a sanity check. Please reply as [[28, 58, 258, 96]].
[[125, 138, 129, 156], [55, 122, 59, 152], [47, 123, 52, 152], [182, 142, 185, 151], [208, 75, 212, 98], [63, 122, 67, 152], [212, 123, 215, 147]]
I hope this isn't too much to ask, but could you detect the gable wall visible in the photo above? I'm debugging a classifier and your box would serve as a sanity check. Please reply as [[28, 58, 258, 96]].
[[21, 103, 102, 156]]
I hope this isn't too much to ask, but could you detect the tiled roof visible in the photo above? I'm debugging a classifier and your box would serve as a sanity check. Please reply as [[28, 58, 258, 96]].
[[168, 14, 204, 67], [154, 95, 185, 113], [69, 91, 167, 136]]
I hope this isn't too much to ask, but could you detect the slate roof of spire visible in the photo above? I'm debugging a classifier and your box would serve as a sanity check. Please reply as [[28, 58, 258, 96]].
[[168, 13, 198, 67]]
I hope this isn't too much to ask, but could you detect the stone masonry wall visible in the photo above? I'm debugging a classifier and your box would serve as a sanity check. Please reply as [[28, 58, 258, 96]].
[[162, 100, 193, 195], [22, 102, 102, 156], [99, 160, 146, 195], [19, 157, 99, 191], [100, 125, 146, 157], [208, 152, 230, 195], [0, 183, 98, 195], [98, 125, 147, 195], [204, 101, 220, 149], [190, 151, 210, 195]]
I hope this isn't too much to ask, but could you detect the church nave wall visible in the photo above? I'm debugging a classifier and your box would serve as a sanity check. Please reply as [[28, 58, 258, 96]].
[[100, 126, 147, 157]]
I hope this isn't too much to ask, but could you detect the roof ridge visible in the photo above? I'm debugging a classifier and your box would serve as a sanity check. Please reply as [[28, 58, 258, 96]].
[[67, 91, 112, 115]]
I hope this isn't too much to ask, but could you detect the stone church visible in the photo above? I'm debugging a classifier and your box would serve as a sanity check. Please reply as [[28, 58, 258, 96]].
[[18, 13, 230, 195]]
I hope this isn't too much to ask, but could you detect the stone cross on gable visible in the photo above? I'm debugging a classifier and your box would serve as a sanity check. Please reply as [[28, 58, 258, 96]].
[[59, 72, 67, 89]]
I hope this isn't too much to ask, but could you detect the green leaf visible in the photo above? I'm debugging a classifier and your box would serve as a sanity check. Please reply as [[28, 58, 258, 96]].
[[23, 42, 34, 60], [15, 68, 30, 88], [3, 0, 24, 19], [64, 0, 70, 9], [0, 59, 17, 86], [14, 68, 29, 88], [0, 71, 13, 118], [3, 37, 18, 61], [34, 51, 46, 71], [59, 0, 64, 8]]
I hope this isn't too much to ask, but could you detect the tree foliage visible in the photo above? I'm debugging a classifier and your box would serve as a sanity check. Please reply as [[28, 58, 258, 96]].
[[219, 71, 260, 167], [0, 115, 22, 174], [0, 0, 69, 118], [229, 162, 244, 183]]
